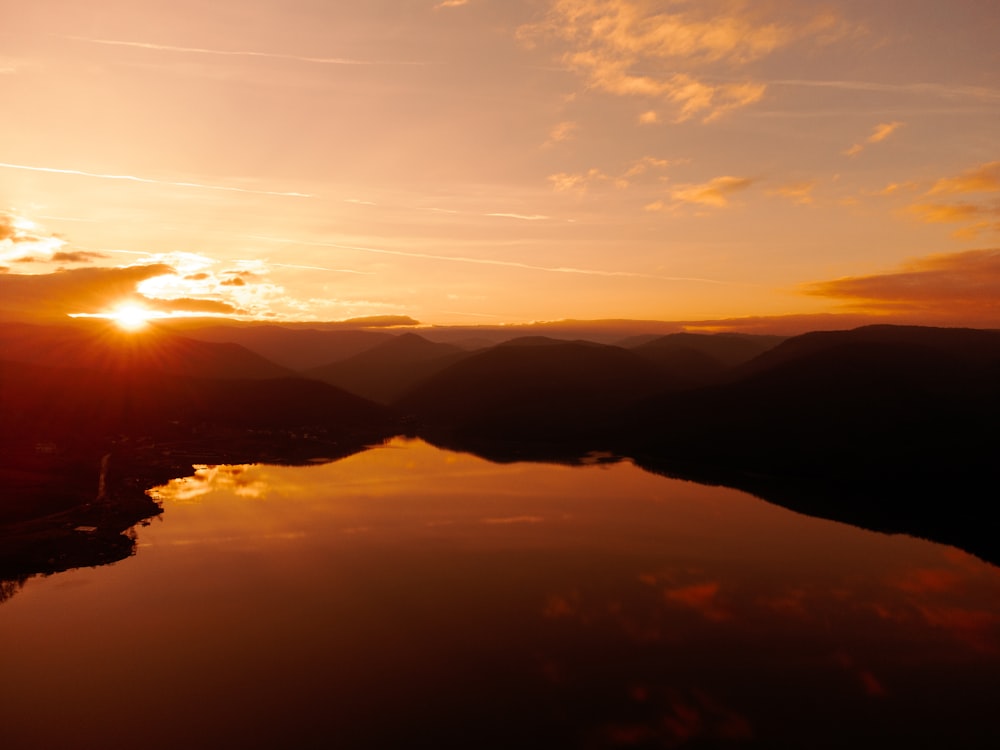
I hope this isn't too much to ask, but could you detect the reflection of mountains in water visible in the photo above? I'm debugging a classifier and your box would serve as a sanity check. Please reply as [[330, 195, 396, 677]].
[[2, 321, 999, 574]]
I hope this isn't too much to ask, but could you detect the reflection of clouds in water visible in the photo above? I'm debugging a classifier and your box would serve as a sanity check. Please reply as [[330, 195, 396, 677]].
[[148, 464, 268, 504], [834, 651, 887, 698], [663, 581, 730, 622], [482, 515, 545, 525], [140, 531, 307, 548]]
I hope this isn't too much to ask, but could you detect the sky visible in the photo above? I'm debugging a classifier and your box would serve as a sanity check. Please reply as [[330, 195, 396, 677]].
[[1, 0, 998, 330]]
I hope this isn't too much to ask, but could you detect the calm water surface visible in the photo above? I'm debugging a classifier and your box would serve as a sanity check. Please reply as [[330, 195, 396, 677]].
[[2, 438, 999, 748]]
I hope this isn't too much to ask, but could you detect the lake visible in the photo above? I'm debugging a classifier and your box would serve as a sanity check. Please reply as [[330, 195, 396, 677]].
[[2, 437, 999, 748]]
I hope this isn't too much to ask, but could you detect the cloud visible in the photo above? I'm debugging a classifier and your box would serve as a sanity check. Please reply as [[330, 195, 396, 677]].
[[907, 202, 987, 224], [843, 121, 904, 156], [337, 315, 420, 328], [876, 182, 919, 197], [767, 180, 817, 205], [906, 202, 1000, 238], [669, 176, 754, 207], [143, 297, 240, 314], [801, 248, 1000, 323], [51, 251, 109, 263], [543, 120, 578, 147], [927, 161, 1000, 195], [520, 0, 849, 121], [0, 264, 175, 322], [869, 122, 904, 144], [549, 156, 672, 193], [903, 162, 1000, 238], [1, 211, 68, 263], [638, 110, 659, 124], [435, 0, 470, 9], [768, 78, 1000, 103], [549, 168, 613, 192]]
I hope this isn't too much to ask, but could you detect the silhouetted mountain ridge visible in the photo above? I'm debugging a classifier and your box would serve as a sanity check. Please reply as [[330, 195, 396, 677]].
[[396, 338, 668, 443], [306, 333, 471, 403], [179, 324, 394, 370], [0, 321, 294, 379], [3, 321, 999, 565]]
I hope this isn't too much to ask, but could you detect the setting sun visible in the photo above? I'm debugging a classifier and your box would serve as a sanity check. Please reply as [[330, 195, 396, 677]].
[[109, 303, 156, 331]]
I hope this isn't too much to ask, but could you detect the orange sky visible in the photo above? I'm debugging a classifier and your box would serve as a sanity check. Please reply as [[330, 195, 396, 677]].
[[1, 0, 998, 329]]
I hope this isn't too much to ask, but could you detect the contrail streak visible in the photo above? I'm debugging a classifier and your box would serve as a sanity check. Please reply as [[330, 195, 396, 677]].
[[247, 235, 733, 285], [485, 213, 551, 221], [0, 162, 314, 198], [270, 262, 373, 275], [64, 36, 428, 67]]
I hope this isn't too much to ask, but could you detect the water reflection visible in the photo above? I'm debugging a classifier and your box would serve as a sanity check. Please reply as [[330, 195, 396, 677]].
[[1, 438, 999, 748]]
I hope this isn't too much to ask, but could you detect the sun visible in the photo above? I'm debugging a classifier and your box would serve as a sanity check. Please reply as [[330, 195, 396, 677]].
[[108, 303, 157, 331]]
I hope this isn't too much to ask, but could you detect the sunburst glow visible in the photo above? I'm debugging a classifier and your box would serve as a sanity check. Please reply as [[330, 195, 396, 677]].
[[108, 302, 157, 331]]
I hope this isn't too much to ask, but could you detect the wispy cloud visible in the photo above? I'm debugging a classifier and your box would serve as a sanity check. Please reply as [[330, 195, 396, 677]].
[[769, 78, 1000, 103], [434, 0, 470, 9], [905, 161, 1000, 238], [519, 0, 851, 122], [844, 121, 904, 157], [767, 180, 817, 205], [668, 176, 754, 208], [802, 249, 1000, 322], [549, 156, 673, 193], [927, 161, 1000, 195], [63, 36, 426, 67], [0, 162, 313, 198], [543, 120, 578, 147], [0, 211, 67, 263]]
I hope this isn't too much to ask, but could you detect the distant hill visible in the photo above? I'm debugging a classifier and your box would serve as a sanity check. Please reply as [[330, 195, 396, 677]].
[[626, 325, 1000, 466], [178, 324, 394, 370], [4, 320, 999, 565], [0, 321, 293, 380], [734, 324, 1000, 377], [0, 359, 391, 443], [618, 325, 1000, 561], [633, 331, 784, 367], [396, 338, 667, 445], [306, 333, 472, 403]]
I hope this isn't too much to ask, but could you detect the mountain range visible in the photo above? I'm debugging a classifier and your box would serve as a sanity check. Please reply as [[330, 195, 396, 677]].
[[1, 319, 998, 567]]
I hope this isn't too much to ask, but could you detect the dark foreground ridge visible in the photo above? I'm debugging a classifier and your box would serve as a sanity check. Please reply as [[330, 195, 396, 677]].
[[1, 321, 998, 586]]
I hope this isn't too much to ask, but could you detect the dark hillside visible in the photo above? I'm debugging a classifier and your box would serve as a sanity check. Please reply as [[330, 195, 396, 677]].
[[621, 329, 1000, 562], [306, 333, 471, 403], [0, 321, 294, 379], [633, 331, 784, 367], [179, 324, 393, 370], [396, 338, 667, 445]]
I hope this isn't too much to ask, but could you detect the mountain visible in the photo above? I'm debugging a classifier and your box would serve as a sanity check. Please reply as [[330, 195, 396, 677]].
[[626, 325, 1000, 468], [0, 359, 390, 442], [619, 325, 1000, 561], [632, 331, 785, 368], [0, 321, 294, 379], [306, 333, 472, 403], [734, 324, 1000, 377], [178, 324, 394, 370], [396, 338, 667, 446]]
